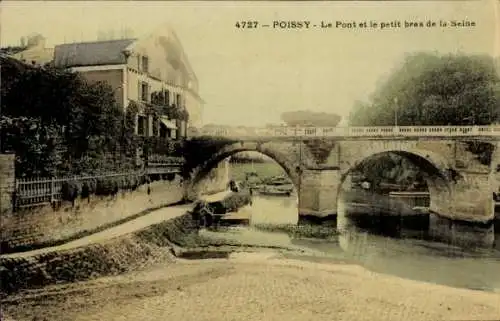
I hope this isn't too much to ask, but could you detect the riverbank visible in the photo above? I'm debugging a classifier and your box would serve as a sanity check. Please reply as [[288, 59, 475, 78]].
[[3, 252, 500, 321], [0, 209, 315, 296], [3, 194, 500, 321]]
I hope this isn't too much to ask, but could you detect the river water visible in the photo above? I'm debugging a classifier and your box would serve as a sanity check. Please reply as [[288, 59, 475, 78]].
[[201, 193, 500, 293]]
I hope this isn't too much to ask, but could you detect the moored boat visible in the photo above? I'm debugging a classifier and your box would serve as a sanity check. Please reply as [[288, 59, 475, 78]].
[[259, 175, 294, 196], [190, 188, 253, 227]]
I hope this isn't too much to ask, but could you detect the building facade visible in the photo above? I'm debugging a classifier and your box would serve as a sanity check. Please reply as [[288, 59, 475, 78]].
[[53, 26, 204, 139]]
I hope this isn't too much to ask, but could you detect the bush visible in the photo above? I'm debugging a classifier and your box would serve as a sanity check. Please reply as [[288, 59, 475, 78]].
[[117, 175, 128, 190], [95, 178, 115, 196], [88, 179, 97, 194], [61, 180, 81, 203], [121, 175, 133, 191], [130, 174, 140, 191], [111, 177, 120, 196], [81, 181, 91, 199], [60, 173, 147, 200]]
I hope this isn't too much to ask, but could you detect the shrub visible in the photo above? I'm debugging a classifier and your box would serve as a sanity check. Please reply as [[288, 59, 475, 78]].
[[95, 178, 115, 196], [128, 174, 138, 189], [130, 174, 140, 191], [122, 175, 133, 191], [88, 178, 97, 194], [61, 180, 81, 204], [117, 175, 128, 190], [81, 181, 91, 199], [59, 173, 147, 200], [110, 177, 120, 196]]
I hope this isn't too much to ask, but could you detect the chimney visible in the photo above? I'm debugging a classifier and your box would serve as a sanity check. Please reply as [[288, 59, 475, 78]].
[[27, 34, 46, 49], [36, 36, 46, 49]]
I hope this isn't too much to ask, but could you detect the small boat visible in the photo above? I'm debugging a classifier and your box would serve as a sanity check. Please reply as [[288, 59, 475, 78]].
[[259, 175, 294, 196], [411, 206, 430, 214], [244, 171, 263, 190], [191, 187, 253, 227]]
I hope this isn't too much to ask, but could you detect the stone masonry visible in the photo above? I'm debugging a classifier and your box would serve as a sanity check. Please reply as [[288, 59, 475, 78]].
[[186, 138, 499, 224], [0, 154, 15, 216]]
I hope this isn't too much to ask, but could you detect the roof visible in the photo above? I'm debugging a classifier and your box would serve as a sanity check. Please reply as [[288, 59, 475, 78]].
[[53, 38, 136, 68]]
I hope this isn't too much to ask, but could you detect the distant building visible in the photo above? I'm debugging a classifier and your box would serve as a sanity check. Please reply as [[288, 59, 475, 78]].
[[10, 35, 54, 67], [53, 26, 204, 139]]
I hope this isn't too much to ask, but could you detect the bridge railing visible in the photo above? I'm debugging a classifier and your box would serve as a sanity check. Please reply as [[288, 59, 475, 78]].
[[194, 125, 500, 138]]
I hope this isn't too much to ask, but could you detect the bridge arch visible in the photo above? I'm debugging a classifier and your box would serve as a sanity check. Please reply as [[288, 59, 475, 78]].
[[186, 141, 300, 200], [337, 148, 454, 228], [340, 144, 454, 178]]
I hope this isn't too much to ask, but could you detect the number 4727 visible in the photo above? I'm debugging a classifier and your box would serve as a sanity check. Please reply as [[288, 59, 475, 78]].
[[235, 21, 259, 28]]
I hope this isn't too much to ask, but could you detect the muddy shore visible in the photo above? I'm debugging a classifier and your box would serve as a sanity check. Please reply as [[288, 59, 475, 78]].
[[3, 253, 500, 321], [2, 211, 500, 321]]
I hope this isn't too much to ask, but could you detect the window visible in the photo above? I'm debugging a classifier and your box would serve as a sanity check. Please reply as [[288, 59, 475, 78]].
[[137, 116, 147, 136], [176, 94, 181, 107], [139, 81, 149, 102], [142, 56, 149, 73], [164, 90, 170, 105], [137, 55, 141, 72]]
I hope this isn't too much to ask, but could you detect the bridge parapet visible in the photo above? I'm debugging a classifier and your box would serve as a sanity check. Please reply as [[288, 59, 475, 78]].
[[191, 125, 500, 139]]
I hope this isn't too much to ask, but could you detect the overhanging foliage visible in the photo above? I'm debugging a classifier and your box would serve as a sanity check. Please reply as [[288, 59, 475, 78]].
[[349, 52, 500, 127], [345, 52, 500, 191]]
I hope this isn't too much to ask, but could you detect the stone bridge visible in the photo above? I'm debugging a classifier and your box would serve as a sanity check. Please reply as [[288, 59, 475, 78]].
[[184, 125, 500, 227]]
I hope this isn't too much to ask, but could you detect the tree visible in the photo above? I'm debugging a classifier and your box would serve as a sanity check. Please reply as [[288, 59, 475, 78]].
[[1, 60, 126, 176], [347, 52, 500, 192], [348, 100, 376, 127], [352, 153, 426, 191], [349, 52, 500, 126], [281, 110, 342, 127]]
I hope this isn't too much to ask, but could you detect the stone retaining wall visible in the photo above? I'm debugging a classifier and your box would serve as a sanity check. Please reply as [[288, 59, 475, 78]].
[[0, 154, 15, 216], [192, 158, 231, 197], [0, 178, 185, 252]]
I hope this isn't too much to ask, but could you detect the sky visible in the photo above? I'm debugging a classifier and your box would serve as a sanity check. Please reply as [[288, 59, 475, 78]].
[[1, 1, 498, 126]]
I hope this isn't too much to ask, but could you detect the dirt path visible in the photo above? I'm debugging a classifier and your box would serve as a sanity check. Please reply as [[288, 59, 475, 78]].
[[4, 252, 500, 321]]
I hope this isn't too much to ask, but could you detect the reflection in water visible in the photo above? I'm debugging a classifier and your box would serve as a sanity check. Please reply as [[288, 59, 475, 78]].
[[207, 194, 500, 293], [298, 232, 500, 292], [249, 193, 299, 225]]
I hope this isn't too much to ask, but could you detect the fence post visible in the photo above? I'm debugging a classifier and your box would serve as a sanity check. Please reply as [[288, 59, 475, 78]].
[[50, 176, 55, 204], [13, 177, 19, 212]]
